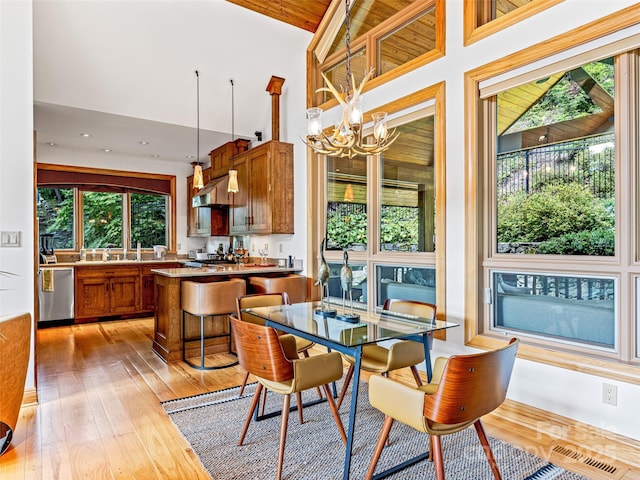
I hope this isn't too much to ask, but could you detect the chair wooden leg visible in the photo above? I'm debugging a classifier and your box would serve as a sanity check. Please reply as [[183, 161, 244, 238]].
[[238, 371, 250, 396], [432, 435, 445, 480], [429, 435, 434, 461], [336, 364, 354, 410], [296, 392, 304, 424], [475, 419, 502, 480], [276, 394, 291, 480], [322, 384, 347, 444], [238, 383, 263, 446], [365, 415, 394, 480], [259, 386, 268, 417], [410, 365, 423, 386]]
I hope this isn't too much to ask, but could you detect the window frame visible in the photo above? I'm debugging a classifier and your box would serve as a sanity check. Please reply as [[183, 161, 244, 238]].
[[463, 0, 565, 46], [308, 81, 447, 329], [36, 163, 177, 253], [307, 0, 445, 111], [465, 6, 640, 383]]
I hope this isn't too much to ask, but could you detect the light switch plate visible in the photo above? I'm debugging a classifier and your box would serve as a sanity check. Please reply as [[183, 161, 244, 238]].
[[0, 231, 21, 247]]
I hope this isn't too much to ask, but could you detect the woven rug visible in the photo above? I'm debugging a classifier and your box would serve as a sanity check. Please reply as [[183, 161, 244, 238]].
[[162, 382, 587, 480]]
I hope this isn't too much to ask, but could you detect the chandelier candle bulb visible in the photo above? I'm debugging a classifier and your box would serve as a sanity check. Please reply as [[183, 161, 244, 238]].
[[373, 112, 388, 141], [307, 108, 323, 138]]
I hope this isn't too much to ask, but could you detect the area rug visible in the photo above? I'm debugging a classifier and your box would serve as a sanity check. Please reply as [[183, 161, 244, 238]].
[[162, 382, 587, 480]]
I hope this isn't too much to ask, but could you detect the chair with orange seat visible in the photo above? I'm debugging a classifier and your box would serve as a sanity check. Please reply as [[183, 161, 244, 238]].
[[365, 338, 520, 480], [230, 314, 346, 480], [336, 299, 436, 409]]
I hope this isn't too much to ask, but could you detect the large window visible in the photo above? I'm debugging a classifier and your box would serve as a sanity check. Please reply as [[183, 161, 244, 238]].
[[316, 82, 445, 316], [470, 39, 639, 362], [36, 164, 176, 252]]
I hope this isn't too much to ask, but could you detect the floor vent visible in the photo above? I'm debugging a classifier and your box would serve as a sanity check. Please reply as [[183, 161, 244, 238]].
[[582, 457, 618, 475], [551, 443, 622, 479]]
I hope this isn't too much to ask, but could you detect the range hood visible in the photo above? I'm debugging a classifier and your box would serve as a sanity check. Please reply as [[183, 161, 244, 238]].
[[192, 175, 231, 207]]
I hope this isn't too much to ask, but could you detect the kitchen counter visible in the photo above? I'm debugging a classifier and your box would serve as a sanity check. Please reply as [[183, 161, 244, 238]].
[[151, 264, 306, 363], [44, 259, 183, 267], [151, 264, 301, 277]]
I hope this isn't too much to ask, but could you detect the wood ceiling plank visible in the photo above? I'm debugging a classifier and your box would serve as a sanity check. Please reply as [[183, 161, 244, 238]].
[[226, 0, 332, 33]]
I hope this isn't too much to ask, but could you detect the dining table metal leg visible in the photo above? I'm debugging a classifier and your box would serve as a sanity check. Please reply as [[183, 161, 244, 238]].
[[343, 347, 362, 479], [422, 333, 433, 383]]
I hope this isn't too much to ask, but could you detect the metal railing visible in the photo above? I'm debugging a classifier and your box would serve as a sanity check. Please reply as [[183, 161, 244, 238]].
[[497, 133, 615, 199]]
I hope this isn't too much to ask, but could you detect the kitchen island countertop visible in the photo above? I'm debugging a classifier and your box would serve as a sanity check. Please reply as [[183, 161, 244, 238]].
[[151, 264, 301, 278]]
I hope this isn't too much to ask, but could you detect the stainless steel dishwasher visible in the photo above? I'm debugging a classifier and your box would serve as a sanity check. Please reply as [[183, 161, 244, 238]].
[[37, 267, 75, 326]]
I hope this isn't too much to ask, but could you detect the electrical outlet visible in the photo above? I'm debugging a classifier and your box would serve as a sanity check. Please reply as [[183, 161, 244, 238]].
[[602, 382, 617, 406]]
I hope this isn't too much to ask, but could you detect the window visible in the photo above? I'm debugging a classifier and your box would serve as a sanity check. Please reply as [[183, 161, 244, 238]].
[[36, 164, 176, 252], [467, 27, 640, 364], [314, 82, 445, 316], [36, 187, 74, 249], [309, 0, 444, 109], [463, 0, 564, 46]]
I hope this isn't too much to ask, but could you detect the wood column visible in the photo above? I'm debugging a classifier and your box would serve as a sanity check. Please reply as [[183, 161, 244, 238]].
[[266, 75, 285, 142]]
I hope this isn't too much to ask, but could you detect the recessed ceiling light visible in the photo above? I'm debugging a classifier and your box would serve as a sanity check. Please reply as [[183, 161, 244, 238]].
[[185, 155, 195, 160], [80, 133, 92, 138], [103, 148, 111, 153], [47, 142, 56, 146], [139, 141, 150, 145], [150, 154, 160, 158]]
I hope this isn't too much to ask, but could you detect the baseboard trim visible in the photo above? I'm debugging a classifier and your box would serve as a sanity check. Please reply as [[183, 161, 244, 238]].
[[22, 387, 38, 406]]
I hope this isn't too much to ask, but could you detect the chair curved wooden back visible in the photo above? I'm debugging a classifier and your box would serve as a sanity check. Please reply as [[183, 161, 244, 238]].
[[425, 337, 519, 425], [230, 314, 294, 383]]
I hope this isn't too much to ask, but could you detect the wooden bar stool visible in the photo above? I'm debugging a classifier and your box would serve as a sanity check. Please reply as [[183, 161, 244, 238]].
[[181, 278, 246, 370], [247, 274, 307, 303]]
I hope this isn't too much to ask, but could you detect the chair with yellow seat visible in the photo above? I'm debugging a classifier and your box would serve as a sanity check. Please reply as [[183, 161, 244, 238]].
[[365, 338, 520, 480], [236, 292, 315, 396], [336, 298, 436, 409], [230, 314, 347, 480]]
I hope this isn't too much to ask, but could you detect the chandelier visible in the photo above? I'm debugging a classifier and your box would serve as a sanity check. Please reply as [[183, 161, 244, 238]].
[[304, 0, 399, 159]]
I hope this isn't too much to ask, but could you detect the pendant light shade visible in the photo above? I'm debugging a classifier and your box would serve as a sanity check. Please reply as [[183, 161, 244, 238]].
[[228, 169, 239, 193], [193, 163, 204, 189]]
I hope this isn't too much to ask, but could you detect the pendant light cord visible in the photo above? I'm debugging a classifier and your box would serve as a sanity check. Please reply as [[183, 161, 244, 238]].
[[345, 0, 351, 94], [196, 70, 200, 163], [230, 79, 235, 141]]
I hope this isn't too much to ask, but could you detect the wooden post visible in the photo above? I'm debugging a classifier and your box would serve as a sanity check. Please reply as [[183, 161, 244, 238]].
[[266, 76, 285, 142]]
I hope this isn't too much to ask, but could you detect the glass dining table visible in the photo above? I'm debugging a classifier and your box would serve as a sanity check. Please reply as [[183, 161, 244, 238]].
[[243, 301, 459, 480]]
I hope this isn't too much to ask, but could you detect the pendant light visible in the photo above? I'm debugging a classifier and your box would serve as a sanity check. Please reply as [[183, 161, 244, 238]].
[[192, 70, 204, 189], [303, 0, 399, 159], [227, 78, 239, 193]]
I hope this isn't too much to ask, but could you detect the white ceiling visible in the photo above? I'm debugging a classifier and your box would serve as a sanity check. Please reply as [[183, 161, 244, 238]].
[[33, 0, 312, 165]]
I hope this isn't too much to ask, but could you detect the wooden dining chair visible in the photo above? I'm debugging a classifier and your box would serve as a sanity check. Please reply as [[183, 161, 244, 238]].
[[236, 292, 315, 396], [336, 298, 436, 410], [365, 338, 520, 480], [230, 314, 347, 480]]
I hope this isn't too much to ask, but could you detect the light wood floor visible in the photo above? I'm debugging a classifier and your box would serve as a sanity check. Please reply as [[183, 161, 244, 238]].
[[1, 317, 639, 479]]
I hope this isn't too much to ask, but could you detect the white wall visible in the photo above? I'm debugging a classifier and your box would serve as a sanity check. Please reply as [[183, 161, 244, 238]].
[[0, 0, 35, 388]]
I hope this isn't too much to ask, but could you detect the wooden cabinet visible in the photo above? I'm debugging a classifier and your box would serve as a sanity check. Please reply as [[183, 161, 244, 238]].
[[209, 139, 250, 179], [229, 140, 294, 234], [75, 266, 140, 320], [75, 263, 178, 321]]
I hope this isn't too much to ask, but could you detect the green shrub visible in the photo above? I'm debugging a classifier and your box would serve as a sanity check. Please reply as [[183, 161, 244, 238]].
[[536, 229, 614, 255], [497, 183, 613, 243]]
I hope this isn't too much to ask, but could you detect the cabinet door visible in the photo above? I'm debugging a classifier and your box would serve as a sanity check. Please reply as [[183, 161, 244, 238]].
[[110, 274, 139, 313], [247, 147, 272, 232], [76, 277, 109, 318], [230, 156, 249, 234]]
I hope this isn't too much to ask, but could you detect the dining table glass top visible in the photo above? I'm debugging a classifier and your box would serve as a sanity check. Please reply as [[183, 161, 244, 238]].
[[243, 301, 458, 348]]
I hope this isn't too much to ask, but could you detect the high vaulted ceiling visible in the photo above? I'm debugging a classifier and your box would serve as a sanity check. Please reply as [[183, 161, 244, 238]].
[[227, 0, 332, 32]]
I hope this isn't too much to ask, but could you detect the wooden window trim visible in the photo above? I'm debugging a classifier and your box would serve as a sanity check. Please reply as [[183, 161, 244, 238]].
[[307, 82, 448, 328], [36, 163, 177, 253], [463, 0, 565, 47], [464, 5, 640, 381], [307, 0, 444, 110]]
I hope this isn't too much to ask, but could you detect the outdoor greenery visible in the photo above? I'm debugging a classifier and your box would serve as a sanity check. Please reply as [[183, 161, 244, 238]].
[[380, 206, 418, 249], [496, 58, 615, 256], [37, 187, 167, 250]]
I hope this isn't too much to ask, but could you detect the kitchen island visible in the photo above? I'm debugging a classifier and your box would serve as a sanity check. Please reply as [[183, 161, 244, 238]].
[[151, 264, 305, 363]]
